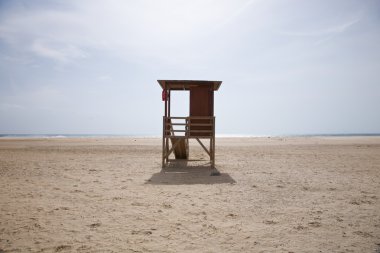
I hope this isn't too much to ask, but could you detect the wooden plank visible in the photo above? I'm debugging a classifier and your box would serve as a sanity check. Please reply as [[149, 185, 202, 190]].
[[162, 116, 165, 167], [189, 123, 212, 126], [188, 116, 215, 119], [165, 138, 181, 159], [166, 116, 214, 120], [164, 135, 213, 139], [196, 138, 211, 157], [165, 135, 186, 138], [167, 117, 188, 119], [165, 130, 186, 133], [168, 90, 171, 116], [157, 80, 222, 91], [212, 117, 215, 167], [165, 130, 213, 133], [167, 123, 186, 126]]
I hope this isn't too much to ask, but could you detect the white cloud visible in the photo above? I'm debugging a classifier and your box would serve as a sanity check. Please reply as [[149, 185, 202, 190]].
[[31, 40, 87, 63], [0, 0, 258, 65], [220, 0, 259, 26], [98, 75, 112, 82], [0, 103, 25, 111], [278, 18, 360, 37]]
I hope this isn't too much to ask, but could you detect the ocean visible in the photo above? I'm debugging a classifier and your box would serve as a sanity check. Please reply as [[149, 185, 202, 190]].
[[0, 133, 379, 138]]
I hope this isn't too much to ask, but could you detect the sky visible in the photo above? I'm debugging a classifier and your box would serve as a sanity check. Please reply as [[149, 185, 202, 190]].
[[0, 0, 379, 136]]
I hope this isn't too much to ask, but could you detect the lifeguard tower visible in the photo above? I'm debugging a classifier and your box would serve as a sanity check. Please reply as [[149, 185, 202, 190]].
[[158, 80, 222, 168]]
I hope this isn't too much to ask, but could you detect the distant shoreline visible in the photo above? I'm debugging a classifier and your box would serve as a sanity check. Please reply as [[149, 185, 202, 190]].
[[1, 133, 380, 139]]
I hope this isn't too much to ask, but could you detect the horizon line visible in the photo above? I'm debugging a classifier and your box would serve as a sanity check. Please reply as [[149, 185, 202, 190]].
[[1, 133, 380, 139]]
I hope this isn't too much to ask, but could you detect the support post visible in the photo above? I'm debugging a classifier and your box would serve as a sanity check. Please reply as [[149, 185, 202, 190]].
[[162, 116, 165, 168], [165, 130, 169, 166], [163, 81, 168, 167], [212, 117, 215, 168], [168, 90, 171, 117]]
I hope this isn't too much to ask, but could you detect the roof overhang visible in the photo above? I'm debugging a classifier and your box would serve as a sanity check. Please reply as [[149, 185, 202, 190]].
[[158, 80, 222, 91]]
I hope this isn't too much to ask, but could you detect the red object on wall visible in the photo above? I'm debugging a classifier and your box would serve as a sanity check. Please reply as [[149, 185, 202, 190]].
[[162, 90, 167, 101]]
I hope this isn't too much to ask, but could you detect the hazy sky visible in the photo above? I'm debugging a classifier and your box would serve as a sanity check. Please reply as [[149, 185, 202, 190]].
[[0, 0, 379, 135]]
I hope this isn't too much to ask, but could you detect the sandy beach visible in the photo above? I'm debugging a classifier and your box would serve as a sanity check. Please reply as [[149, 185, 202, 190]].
[[0, 137, 379, 252]]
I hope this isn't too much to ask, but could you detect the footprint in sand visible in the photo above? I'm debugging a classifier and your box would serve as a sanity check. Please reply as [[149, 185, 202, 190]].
[[55, 245, 71, 252], [353, 231, 373, 238], [294, 225, 306, 230], [131, 230, 152, 235], [263, 220, 278, 225], [350, 199, 373, 205], [308, 221, 321, 228], [88, 223, 101, 228], [162, 203, 172, 209]]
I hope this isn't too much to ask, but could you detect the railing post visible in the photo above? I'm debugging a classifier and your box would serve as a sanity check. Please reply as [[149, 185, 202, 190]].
[[162, 116, 165, 168], [165, 118, 169, 164], [186, 117, 189, 138]]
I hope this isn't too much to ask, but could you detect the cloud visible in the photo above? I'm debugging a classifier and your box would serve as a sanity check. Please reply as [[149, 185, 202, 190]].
[[0, 103, 24, 111], [220, 0, 259, 26], [98, 75, 112, 82], [0, 0, 258, 66], [278, 18, 360, 37], [31, 40, 87, 63]]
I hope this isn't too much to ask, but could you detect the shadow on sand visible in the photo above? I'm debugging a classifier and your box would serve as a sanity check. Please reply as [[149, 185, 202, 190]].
[[146, 160, 236, 185]]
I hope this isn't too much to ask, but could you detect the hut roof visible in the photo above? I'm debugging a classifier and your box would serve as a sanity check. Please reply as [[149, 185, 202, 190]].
[[157, 80, 222, 91]]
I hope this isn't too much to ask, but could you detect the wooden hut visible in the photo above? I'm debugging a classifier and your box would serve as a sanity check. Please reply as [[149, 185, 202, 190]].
[[158, 80, 222, 168]]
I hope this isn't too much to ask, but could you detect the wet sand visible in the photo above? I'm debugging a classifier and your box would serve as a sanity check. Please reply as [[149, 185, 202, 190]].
[[0, 137, 379, 252]]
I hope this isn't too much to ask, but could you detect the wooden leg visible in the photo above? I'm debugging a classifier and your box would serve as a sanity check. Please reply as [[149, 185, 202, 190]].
[[165, 137, 169, 166], [211, 137, 215, 168], [162, 119, 165, 168], [209, 138, 212, 162], [162, 138, 166, 168], [162, 140, 165, 168]]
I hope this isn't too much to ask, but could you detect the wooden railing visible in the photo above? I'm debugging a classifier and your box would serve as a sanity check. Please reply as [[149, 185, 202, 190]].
[[163, 116, 215, 138]]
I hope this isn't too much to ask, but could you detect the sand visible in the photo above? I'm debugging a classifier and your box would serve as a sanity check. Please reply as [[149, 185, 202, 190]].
[[0, 137, 379, 252]]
